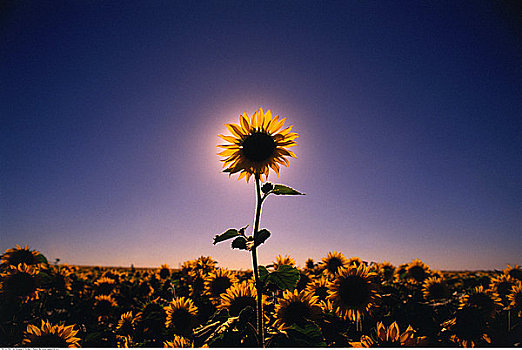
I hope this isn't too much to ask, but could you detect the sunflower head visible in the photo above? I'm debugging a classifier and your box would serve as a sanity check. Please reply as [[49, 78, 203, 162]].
[[218, 108, 299, 182], [164, 334, 194, 348], [164, 297, 199, 336], [94, 294, 117, 316], [347, 257, 363, 268], [443, 306, 491, 347], [274, 289, 322, 329], [406, 259, 431, 283], [158, 264, 171, 279], [327, 264, 380, 322], [117, 311, 138, 335], [136, 300, 167, 337], [0, 263, 41, 302], [273, 254, 296, 270], [94, 276, 116, 295], [1, 245, 46, 269], [319, 251, 349, 277], [350, 321, 427, 347], [204, 268, 238, 303], [422, 277, 450, 301], [503, 264, 522, 281], [194, 256, 217, 274], [460, 286, 503, 319], [23, 320, 81, 348], [305, 258, 315, 270], [217, 281, 262, 317], [491, 274, 515, 305], [305, 275, 330, 302], [378, 262, 396, 282]]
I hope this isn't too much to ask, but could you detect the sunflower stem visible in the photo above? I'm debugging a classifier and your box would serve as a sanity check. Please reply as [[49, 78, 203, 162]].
[[251, 173, 265, 347]]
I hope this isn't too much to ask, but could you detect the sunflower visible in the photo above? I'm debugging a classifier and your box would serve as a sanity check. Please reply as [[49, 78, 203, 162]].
[[349, 321, 427, 347], [194, 256, 216, 274], [327, 264, 380, 322], [274, 289, 322, 329], [443, 306, 491, 347], [188, 270, 206, 298], [94, 294, 117, 316], [319, 251, 349, 277], [164, 297, 199, 336], [136, 300, 167, 337], [0, 263, 41, 302], [503, 264, 522, 281], [347, 257, 363, 268], [273, 254, 296, 270], [94, 276, 116, 295], [217, 107, 299, 182], [296, 270, 311, 292], [422, 277, 450, 301], [305, 275, 330, 302], [23, 320, 80, 348], [305, 258, 315, 270], [491, 274, 515, 305], [218, 281, 264, 317], [406, 259, 430, 283], [507, 281, 522, 317], [158, 264, 171, 280], [204, 268, 238, 303], [164, 335, 208, 348], [1, 244, 44, 269], [117, 311, 138, 335], [460, 286, 503, 319], [50, 264, 73, 291], [378, 262, 396, 282]]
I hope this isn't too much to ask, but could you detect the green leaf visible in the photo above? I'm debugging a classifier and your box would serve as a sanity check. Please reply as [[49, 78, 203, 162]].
[[285, 322, 327, 347], [213, 229, 239, 245], [272, 184, 305, 195], [231, 236, 248, 250], [267, 264, 300, 291], [254, 229, 270, 248]]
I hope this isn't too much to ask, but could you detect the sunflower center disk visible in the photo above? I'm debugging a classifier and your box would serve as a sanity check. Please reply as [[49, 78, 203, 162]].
[[241, 132, 276, 162], [338, 276, 370, 307]]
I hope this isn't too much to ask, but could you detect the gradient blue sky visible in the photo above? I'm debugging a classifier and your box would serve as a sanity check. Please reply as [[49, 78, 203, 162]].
[[2, 1, 521, 270]]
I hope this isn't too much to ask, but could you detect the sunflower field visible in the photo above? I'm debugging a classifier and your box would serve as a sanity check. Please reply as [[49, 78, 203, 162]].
[[1, 245, 521, 347]]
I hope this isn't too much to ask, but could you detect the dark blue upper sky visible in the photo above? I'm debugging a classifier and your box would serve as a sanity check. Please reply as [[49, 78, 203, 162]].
[[1, 1, 521, 270]]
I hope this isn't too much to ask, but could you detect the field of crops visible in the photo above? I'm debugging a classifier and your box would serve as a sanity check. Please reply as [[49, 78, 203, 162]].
[[0, 245, 520, 347]]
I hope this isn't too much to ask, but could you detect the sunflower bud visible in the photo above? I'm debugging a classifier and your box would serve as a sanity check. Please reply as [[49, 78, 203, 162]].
[[261, 182, 274, 194]]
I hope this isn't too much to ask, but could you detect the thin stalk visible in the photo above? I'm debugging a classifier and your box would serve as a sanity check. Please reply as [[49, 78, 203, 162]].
[[251, 173, 265, 347]]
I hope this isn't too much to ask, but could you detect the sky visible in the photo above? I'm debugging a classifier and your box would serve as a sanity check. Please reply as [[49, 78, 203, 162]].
[[1, 1, 521, 271]]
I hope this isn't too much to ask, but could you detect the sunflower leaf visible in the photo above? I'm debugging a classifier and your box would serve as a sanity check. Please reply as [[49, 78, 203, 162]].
[[213, 229, 240, 245], [231, 236, 248, 250], [258, 265, 269, 283], [272, 184, 305, 195], [267, 264, 300, 291], [254, 229, 271, 248], [284, 322, 327, 347]]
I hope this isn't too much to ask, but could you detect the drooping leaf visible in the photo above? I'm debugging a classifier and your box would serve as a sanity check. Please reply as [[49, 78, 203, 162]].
[[267, 264, 300, 291], [254, 229, 271, 248], [272, 184, 305, 195], [231, 236, 248, 250], [213, 229, 240, 245]]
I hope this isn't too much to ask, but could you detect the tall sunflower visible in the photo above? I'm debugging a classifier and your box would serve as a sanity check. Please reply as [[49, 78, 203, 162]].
[[273, 289, 322, 329], [378, 262, 396, 282], [319, 251, 349, 277], [23, 320, 81, 348], [204, 268, 238, 303], [218, 108, 299, 182], [164, 297, 199, 336], [158, 264, 171, 280], [327, 265, 380, 322], [117, 311, 138, 335], [0, 263, 41, 302], [503, 264, 522, 281]]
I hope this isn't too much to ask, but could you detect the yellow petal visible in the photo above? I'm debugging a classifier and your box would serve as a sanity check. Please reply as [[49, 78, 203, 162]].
[[225, 123, 245, 139], [388, 322, 399, 342]]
